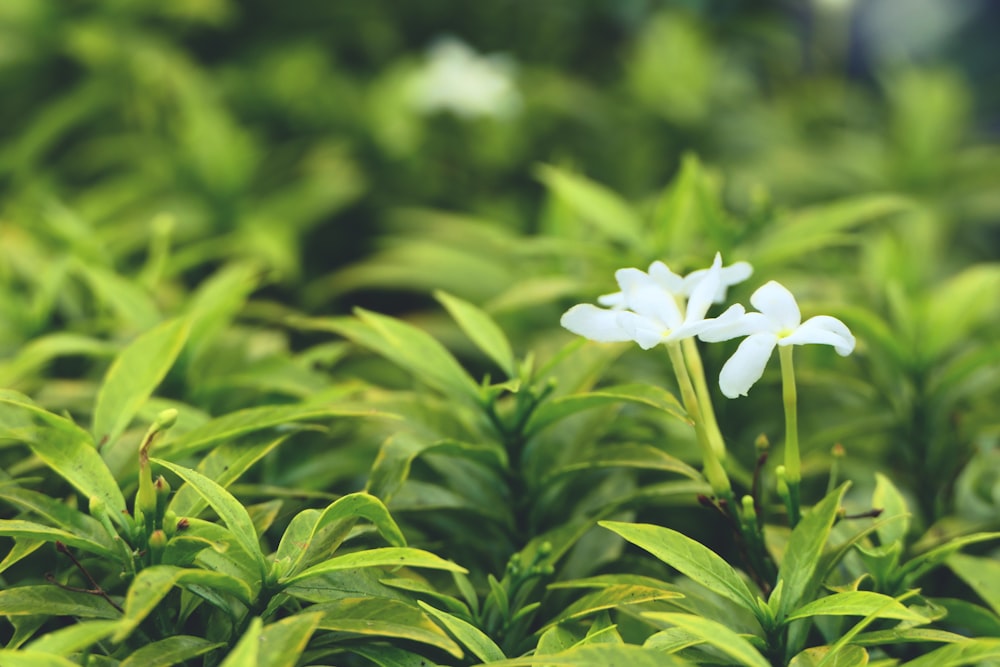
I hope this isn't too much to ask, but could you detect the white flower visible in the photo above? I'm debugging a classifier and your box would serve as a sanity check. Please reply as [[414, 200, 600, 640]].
[[699, 281, 856, 398], [409, 38, 521, 119], [597, 258, 752, 309], [561, 254, 729, 349]]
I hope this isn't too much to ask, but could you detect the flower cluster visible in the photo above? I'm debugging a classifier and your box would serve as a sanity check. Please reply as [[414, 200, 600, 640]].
[[560, 254, 856, 397]]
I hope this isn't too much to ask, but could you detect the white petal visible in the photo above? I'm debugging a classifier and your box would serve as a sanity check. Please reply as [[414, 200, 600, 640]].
[[681, 258, 753, 302], [615, 268, 682, 326], [648, 261, 685, 294], [597, 291, 626, 308], [719, 332, 778, 398], [721, 261, 753, 286], [750, 281, 801, 329], [683, 253, 723, 322], [779, 315, 856, 355], [616, 311, 666, 349], [698, 306, 771, 342], [560, 304, 632, 342]]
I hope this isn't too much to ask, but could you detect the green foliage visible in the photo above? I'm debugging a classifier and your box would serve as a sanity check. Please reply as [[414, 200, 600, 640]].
[[2, 2, 999, 664]]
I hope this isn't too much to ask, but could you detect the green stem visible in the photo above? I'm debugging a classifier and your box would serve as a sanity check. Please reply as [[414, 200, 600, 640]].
[[682, 337, 726, 462], [778, 345, 801, 526], [667, 342, 731, 499]]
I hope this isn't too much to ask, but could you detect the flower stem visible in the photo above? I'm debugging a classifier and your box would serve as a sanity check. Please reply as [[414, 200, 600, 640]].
[[667, 342, 731, 499], [778, 345, 802, 526], [682, 337, 727, 462]]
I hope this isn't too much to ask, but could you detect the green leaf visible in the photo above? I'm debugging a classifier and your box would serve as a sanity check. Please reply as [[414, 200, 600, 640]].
[[366, 434, 506, 503], [348, 645, 446, 667], [153, 459, 267, 577], [119, 636, 225, 667], [0, 585, 120, 619], [219, 617, 262, 667], [785, 592, 928, 623], [435, 290, 516, 377], [543, 584, 684, 629], [182, 262, 261, 369], [750, 194, 912, 267], [0, 486, 112, 550], [543, 444, 701, 483], [872, 473, 910, 547], [316, 598, 462, 659], [536, 164, 645, 247], [0, 395, 128, 530], [114, 565, 253, 642], [160, 403, 388, 459], [169, 432, 292, 518], [257, 613, 323, 667], [0, 333, 115, 388], [900, 532, 1000, 585], [643, 612, 770, 667], [789, 645, 868, 667], [600, 521, 760, 616], [0, 651, 81, 667], [921, 264, 1000, 360], [0, 539, 44, 575], [418, 601, 506, 663], [73, 260, 162, 331], [486, 644, 694, 666], [775, 483, 849, 622], [947, 553, 1000, 616], [852, 628, 969, 647], [273, 492, 406, 581], [283, 547, 467, 585], [0, 519, 117, 560], [527, 384, 689, 437], [294, 311, 481, 404], [92, 317, 190, 448], [898, 638, 1000, 667], [23, 620, 119, 655]]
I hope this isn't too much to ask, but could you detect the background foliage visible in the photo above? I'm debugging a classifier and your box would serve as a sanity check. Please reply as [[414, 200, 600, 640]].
[[1, 1, 999, 665]]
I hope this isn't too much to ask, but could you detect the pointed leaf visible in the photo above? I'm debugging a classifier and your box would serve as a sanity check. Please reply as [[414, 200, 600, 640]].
[[283, 547, 466, 585], [528, 384, 689, 436], [120, 636, 225, 667], [23, 620, 119, 655], [898, 638, 1000, 667], [600, 521, 760, 616], [258, 613, 323, 667], [317, 598, 462, 659], [274, 492, 406, 580], [536, 164, 644, 246], [0, 396, 128, 530], [785, 591, 928, 623], [776, 483, 849, 621], [219, 617, 261, 667], [418, 601, 506, 663], [0, 519, 117, 561], [543, 444, 701, 483], [152, 458, 266, 576], [0, 651, 80, 667], [93, 317, 190, 448], [0, 585, 120, 619], [789, 645, 868, 667], [948, 553, 1000, 616], [544, 584, 684, 629], [872, 473, 910, 548], [492, 645, 694, 666], [435, 290, 516, 377], [643, 612, 770, 667], [169, 432, 291, 518], [114, 565, 253, 641], [160, 403, 383, 459]]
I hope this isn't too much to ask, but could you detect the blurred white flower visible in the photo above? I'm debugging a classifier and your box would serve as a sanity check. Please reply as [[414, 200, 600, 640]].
[[561, 253, 734, 349], [409, 38, 521, 119], [699, 281, 856, 398]]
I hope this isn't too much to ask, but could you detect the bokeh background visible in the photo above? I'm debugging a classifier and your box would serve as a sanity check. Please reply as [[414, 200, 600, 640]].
[[3, 0, 998, 311]]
